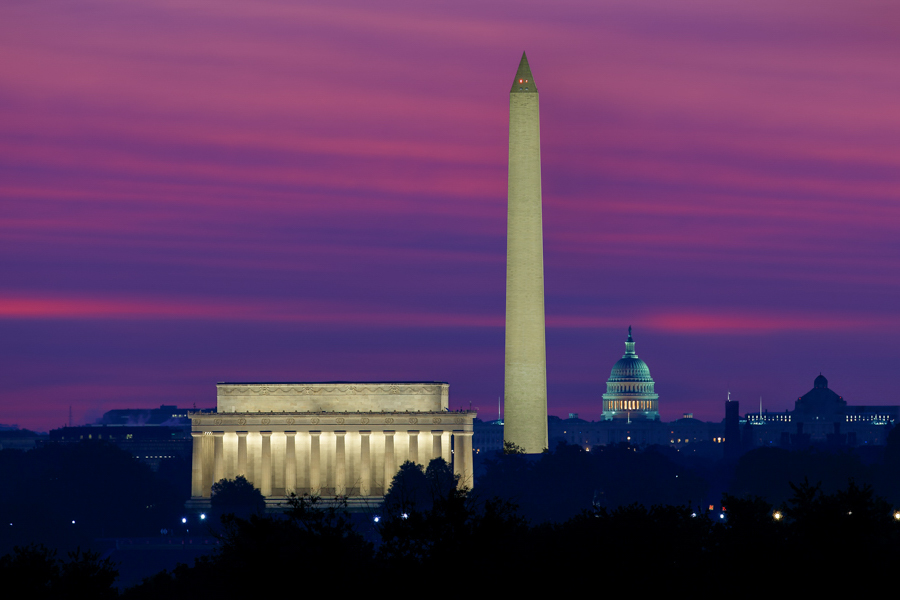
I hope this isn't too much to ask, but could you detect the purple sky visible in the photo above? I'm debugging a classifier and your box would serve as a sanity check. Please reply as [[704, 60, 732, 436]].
[[2, 0, 899, 431]]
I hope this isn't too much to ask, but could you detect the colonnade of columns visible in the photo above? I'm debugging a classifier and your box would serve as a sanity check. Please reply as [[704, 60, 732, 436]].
[[191, 429, 473, 498]]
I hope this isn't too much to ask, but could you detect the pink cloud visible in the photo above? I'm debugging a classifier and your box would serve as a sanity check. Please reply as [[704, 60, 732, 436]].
[[549, 311, 900, 334], [3, 293, 896, 337], [0, 294, 503, 328]]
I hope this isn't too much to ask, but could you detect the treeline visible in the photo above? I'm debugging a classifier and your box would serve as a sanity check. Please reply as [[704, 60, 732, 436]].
[[132, 471, 900, 595], [0, 441, 187, 555], [476, 442, 711, 522], [474, 432, 900, 523], [5, 436, 900, 593]]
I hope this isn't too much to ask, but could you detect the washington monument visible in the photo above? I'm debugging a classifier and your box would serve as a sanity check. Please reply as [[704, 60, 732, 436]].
[[504, 52, 548, 453]]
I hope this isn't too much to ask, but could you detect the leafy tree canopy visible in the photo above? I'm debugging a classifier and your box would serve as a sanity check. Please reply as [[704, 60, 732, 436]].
[[0, 544, 117, 598], [210, 476, 265, 518]]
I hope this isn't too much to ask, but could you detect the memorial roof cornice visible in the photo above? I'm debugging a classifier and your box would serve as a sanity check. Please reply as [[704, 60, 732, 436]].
[[216, 381, 448, 385], [189, 410, 476, 416]]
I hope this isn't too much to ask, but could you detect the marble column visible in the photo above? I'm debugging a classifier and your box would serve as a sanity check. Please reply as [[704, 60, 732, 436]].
[[260, 431, 272, 497], [408, 430, 419, 465], [201, 433, 214, 497], [298, 432, 310, 493], [463, 431, 475, 489], [285, 431, 296, 495], [440, 431, 451, 462], [359, 431, 371, 496], [224, 432, 237, 479], [309, 431, 321, 494], [335, 431, 346, 496], [431, 431, 442, 465], [213, 431, 225, 483], [236, 431, 248, 477], [453, 431, 474, 489], [383, 431, 395, 494], [191, 431, 203, 497]]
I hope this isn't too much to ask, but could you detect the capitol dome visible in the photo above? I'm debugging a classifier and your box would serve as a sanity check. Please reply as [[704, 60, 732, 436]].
[[601, 327, 660, 421], [608, 354, 654, 382]]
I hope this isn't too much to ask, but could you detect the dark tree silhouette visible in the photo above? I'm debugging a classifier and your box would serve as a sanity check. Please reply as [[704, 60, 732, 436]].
[[0, 440, 183, 554], [476, 441, 708, 523], [383, 458, 459, 516], [210, 476, 265, 519], [424, 457, 457, 498], [729, 447, 870, 505], [382, 461, 429, 515], [125, 495, 373, 598], [0, 544, 118, 598], [503, 441, 526, 454], [377, 485, 526, 584], [120, 470, 900, 598]]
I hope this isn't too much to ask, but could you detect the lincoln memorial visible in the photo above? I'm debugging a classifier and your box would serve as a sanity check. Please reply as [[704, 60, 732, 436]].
[[189, 381, 476, 506]]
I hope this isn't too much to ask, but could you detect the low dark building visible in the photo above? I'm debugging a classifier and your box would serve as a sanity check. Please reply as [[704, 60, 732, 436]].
[[473, 418, 504, 456], [48, 425, 192, 471], [0, 427, 47, 451], [98, 405, 204, 426], [548, 414, 725, 452]]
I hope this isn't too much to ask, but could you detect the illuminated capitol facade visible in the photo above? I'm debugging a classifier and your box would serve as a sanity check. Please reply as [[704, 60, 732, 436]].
[[601, 327, 660, 421]]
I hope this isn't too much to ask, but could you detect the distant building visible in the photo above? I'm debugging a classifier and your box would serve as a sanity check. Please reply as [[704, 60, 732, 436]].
[[41, 404, 214, 470], [548, 415, 725, 451], [98, 404, 209, 426], [0, 427, 46, 451], [743, 374, 897, 448], [473, 419, 504, 455], [601, 327, 660, 421], [48, 425, 191, 471], [724, 395, 741, 460]]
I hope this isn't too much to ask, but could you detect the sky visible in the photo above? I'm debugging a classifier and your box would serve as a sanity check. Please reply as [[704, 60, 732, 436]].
[[2, 0, 899, 431]]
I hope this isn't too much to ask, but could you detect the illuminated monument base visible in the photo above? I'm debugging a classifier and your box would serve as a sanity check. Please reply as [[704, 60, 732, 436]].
[[188, 382, 475, 508]]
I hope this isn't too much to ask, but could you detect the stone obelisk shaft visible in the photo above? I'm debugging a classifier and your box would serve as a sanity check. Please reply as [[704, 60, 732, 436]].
[[504, 53, 548, 453]]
